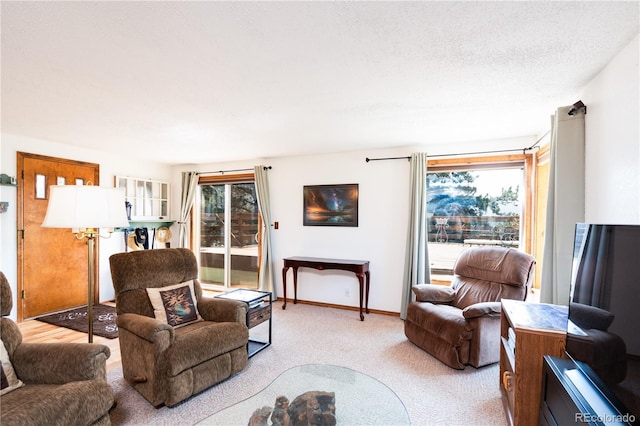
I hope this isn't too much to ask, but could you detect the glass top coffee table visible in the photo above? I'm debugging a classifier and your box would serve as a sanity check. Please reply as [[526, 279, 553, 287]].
[[197, 364, 410, 425]]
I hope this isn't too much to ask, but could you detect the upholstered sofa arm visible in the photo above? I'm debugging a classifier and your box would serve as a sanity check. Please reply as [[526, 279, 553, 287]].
[[117, 312, 175, 343], [11, 342, 110, 384], [198, 297, 248, 323], [462, 302, 502, 319], [412, 284, 455, 303]]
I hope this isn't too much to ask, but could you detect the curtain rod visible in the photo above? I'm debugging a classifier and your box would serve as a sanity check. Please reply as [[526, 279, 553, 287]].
[[201, 166, 272, 175], [365, 156, 410, 162], [365, 131, 550, 162]]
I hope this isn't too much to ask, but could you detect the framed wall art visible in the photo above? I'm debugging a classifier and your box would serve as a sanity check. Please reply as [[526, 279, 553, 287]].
[[303, 183, 359, 227]]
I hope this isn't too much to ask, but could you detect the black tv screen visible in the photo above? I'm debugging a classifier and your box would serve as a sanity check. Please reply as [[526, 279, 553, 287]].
[[567, 223, 640, 418]]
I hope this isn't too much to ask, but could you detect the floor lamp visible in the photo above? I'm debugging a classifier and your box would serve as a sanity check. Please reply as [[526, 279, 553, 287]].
[[42, 185, 129, 343]]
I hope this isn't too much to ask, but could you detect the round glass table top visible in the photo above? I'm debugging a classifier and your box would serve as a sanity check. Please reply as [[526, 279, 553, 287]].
[[197, 364, 410, 425]]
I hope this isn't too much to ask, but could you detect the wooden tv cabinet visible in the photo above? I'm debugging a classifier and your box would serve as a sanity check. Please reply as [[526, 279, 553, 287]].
[[499, 299, 567, 426]]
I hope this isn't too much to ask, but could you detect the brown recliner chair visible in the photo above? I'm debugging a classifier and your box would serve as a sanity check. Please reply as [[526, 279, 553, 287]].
[[404, 246, 535, 369], [0, 272, 114, 425], [109, 248, 249, 407]]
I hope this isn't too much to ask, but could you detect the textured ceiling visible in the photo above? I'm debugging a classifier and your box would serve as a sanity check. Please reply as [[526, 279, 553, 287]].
[[1, 1, 638, 165]]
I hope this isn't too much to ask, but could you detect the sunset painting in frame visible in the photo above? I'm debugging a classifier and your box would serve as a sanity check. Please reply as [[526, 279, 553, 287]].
[[303, 184, 358, 227]]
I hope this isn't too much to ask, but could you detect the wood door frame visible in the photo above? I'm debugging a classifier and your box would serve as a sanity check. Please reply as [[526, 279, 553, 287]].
[[532, 145, 550, 291], [16, 152, 101, 322]]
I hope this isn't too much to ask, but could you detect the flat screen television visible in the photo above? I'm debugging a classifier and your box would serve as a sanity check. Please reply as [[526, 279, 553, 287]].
[[567, 223, 640, 419]]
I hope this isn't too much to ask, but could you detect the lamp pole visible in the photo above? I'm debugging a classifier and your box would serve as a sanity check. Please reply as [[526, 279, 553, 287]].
[[75, 228, 99, 343], [85, 232, 96, 343]]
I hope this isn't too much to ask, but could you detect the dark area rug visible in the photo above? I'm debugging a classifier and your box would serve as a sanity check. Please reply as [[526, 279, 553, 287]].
[[35, 304, 118, 339]]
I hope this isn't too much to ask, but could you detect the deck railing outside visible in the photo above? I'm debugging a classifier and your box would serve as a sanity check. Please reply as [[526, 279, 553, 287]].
[[428, 215, 520, 245]]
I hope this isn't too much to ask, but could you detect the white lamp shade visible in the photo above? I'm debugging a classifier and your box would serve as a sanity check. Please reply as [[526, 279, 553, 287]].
[[42, 185, 130, 229]]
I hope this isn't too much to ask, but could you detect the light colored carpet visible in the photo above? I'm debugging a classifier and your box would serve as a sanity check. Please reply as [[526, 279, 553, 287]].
[[107, 302, 508, 425]]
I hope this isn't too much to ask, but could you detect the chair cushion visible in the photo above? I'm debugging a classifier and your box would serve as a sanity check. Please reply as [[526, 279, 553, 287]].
[[453, 278, 525, 309], [406, 302, 472, 346], [146, 281, 203, 327], [1, 380, 114, 426], [166, 321, 249, 376], [0, 340, 23, 395], [453, 247, 534, 287]]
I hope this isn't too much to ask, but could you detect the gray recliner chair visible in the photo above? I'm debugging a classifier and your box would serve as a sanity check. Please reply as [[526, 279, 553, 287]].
[[109, 248, 249, 407], [404, 246, 535, 369]]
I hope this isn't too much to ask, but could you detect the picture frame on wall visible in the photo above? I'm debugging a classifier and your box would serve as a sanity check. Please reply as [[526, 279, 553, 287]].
[[303, 183, 359, 227]]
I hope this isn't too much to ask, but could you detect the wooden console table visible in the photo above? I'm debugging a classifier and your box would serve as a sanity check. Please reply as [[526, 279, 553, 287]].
[[282, 256, 370, 321]]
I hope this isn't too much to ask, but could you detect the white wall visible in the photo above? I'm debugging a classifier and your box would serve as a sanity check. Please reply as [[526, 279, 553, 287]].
[[269, 150, 410, 312], [580, 33, 640, 224], [0, 133, 172, 319]]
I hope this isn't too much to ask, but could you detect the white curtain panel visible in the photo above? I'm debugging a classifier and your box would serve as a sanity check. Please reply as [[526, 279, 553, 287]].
[[254, 165, 275, 296], [178, 171, 199, 248], [400, 152, 430, 319], [540, 106, 585, 304]]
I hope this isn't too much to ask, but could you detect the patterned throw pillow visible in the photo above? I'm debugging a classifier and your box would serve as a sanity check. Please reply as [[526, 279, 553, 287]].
[[146, 281, 203, 327], [1, 339, 24, 395]]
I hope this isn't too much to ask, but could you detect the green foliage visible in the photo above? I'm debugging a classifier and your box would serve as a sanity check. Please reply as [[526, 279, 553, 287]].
[[427, 172, 519, 217], [201, 183, 258, 214], [488, 186, 520, 216]]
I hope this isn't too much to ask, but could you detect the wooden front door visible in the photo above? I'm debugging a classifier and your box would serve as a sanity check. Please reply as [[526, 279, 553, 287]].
[[17, 152, 100, 320]]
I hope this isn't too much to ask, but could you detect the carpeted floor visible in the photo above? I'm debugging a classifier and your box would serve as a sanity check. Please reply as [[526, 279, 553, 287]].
[[36, 304, 118, 339], [107, 302, 508, 425]]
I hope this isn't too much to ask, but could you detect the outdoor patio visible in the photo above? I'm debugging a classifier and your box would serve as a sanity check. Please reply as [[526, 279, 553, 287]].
[[428, 242, 468, 282]]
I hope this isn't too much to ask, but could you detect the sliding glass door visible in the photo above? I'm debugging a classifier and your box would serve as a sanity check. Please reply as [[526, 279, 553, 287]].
[[197, 177, 259, 290]]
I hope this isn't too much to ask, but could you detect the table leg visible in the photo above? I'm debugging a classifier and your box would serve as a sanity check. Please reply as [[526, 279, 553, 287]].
[[357, 273, 365, 321], [365, 270, 370, 314], [282, 266, 289, 310], [292, 267, 299, 304]]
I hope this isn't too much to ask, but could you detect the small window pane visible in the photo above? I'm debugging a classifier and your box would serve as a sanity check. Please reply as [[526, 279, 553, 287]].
[[35, 174, 46, 199], [126, 179, 135, 196], [75, 178, 84, 186], [135, 198, 144, 216], [57, 177, 66, 185]]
